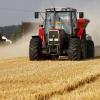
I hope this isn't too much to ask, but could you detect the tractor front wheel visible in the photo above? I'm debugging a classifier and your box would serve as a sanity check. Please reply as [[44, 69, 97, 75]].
[[29, 36, 42, 61], [68, 38, 81, 60]]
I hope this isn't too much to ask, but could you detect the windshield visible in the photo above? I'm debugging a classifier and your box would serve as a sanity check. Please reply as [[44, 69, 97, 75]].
[[45, 12, 76, 34]]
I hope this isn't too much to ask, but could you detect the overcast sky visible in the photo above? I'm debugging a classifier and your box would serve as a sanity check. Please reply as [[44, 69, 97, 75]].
[[0, 0, 99, 26], [0, 0, 100, 45]]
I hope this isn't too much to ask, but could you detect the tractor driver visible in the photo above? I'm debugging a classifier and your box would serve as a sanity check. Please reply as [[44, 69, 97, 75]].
[[76, 12, 90, 40]]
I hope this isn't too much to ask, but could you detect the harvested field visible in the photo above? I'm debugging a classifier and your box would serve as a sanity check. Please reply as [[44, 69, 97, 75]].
[[0, 57, 99, 100]]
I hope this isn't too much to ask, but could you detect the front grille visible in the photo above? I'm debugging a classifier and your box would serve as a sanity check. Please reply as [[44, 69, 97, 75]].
[[48, 30, 59, 45], [49, 31, 59, 38]]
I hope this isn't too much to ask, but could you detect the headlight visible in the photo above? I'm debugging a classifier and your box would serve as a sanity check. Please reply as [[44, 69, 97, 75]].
[[54, 38, 59, 41], [49, 38, 53, 41]]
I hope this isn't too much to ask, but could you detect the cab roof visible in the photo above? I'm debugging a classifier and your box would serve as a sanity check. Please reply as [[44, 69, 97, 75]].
[[46, 8, 77, 12]]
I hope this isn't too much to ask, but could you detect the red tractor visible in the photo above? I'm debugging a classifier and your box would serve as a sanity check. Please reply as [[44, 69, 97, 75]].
[[29, 8, 94, 60]]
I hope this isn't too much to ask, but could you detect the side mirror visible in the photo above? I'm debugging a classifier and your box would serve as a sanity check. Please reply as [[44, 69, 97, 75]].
[[34, 12, 39, 19], [79, 12, 84, 18]]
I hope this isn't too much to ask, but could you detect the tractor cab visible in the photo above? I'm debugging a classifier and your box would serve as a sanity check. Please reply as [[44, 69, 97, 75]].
[[45, 8, 77, 36]]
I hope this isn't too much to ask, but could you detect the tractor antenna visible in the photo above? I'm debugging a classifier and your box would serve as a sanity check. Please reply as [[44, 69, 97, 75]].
[[48, 0, 55, 8]]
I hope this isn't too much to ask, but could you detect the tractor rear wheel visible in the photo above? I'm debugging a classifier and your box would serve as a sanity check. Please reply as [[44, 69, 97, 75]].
[[68, 38, 81, 60], [29, 36, 42, 61], [86, 40, 94, 58]]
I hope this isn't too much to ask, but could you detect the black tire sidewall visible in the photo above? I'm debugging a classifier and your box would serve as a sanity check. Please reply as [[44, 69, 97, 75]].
[[29, 37, 42, 60], [68, 38, 81, 60]]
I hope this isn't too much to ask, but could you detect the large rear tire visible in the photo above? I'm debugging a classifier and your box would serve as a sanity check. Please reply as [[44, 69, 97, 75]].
[[68, 38, 81, 60], [29, 36, 42, 61], [86, 40, 94, 58]]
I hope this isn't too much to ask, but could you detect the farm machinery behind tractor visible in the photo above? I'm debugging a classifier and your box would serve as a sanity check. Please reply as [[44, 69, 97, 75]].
[[29, 8, 94, 60], [0, 34, 12, 45]]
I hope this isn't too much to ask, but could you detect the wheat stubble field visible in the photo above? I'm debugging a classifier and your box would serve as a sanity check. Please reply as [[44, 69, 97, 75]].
[[0, 57, 99, 100]]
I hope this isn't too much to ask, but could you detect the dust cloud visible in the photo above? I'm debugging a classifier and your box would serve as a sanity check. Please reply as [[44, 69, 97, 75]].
[[0, 23, 39, 59]]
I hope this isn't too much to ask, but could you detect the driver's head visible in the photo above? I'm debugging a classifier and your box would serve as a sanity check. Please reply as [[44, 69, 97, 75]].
[[39, 24, 43, 28], [79, 12, 84, 18]]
